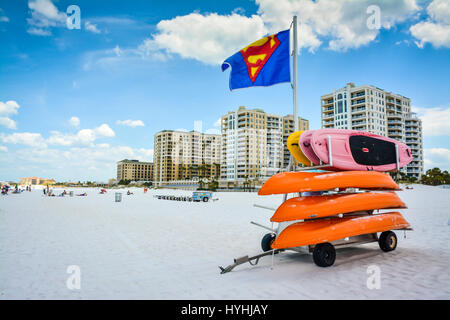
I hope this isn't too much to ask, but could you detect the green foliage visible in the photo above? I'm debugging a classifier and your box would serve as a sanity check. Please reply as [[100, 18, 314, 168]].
[[197, 178, 218, 191], [396, 171, 418, 184], [420, 167, 450, 186], [118, 179, 131, 185]]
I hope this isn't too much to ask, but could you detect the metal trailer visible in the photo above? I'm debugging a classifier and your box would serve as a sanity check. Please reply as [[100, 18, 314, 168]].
[[219, 204, 412, 273]]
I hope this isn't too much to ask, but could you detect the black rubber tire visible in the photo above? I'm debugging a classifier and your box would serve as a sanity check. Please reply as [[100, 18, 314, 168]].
[[313, 243, 336, 267], [261, 233, 276, 252], [379, 231, 397, 252], [203, 197, 209, 202], [188, 197, 192, 202]]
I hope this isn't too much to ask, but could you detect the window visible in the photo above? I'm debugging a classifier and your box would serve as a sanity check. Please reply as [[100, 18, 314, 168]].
[[337, 93, 342, 99]]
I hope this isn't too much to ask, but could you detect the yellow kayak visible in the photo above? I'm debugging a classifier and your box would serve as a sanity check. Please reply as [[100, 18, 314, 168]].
[[287, 131, 311, 166]]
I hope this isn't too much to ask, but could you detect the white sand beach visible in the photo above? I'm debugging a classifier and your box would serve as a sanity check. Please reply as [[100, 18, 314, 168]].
[[0, 185, 449, 299]]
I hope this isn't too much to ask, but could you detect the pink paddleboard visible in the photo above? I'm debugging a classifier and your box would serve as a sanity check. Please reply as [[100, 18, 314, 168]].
[[311, 129, 413, 172], [299, 130, 321, 165]]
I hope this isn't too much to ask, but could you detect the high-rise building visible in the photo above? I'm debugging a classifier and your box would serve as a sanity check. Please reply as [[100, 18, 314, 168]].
[[320, 83, 423, 179], [282, 114, 309, 168], [153, 130, 221, 185], [117, 159, 154, 182], [220, 106, 309, 187]]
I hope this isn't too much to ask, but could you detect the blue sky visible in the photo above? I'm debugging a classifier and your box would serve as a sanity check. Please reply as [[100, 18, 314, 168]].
[[0, 0, 449, 182]]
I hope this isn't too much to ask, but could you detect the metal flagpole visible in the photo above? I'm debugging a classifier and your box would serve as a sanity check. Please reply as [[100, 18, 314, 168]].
[[283, 16, 299, 203], [292, 15, 299, 134]]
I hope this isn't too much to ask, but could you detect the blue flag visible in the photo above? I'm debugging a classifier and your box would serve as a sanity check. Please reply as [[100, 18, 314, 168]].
[[221, 30, 291, 91]]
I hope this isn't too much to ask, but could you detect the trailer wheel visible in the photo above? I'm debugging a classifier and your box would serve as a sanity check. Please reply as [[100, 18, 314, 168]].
[[188, 197, 193, 202], [203, 197, 209, 202], [379, 231, 397, 252], [313, 243, 336, 267], [261, 233, 276, 252]]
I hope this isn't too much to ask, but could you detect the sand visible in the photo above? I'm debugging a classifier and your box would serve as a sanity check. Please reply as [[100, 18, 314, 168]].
[[0, 185, 448, 299]]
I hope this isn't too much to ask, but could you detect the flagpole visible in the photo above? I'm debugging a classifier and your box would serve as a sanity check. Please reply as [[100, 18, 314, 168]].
[[283, 16, 299, 204], [292, 15, 299, 132]]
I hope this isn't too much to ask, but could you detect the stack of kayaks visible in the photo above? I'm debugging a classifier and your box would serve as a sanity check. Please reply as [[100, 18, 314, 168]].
[[259, 128, 412, 267]]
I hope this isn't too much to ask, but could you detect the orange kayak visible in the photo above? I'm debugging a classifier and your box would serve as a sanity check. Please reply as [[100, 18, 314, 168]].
[[271, 192, 406, 222], [258, 171, 400, 195], [271, 212, 410, 249]]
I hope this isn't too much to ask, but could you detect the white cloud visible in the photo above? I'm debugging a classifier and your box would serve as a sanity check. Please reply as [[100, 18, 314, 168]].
[[0, 8, 9, 22], [0, 100, 20, 116], [0, 132, 46, 147], [426, 0, 450, 24], [0, 145, 7, 152], [410, 0, 450, 48], [424, 148, 450, 170], [69, 116, 80, 128], [410, 21, 450, 48], [27, 0, 66, 36], [213, 118, 221, 127], [147, 12, 267, 65], [95, 124, 115, 137], [26, 27, 52, 36], [48, 124, 115, 147], [85, 21, 101, 34], [116, 119, 145, 128], [0, 117, 17, 130], [0, 100, 20, 130], [413, 106, 450, 136]]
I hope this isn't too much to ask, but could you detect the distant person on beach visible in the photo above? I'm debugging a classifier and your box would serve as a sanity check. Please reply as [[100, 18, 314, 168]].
[[76, 192, 87, 196], [127, 190, 133, 195], [46, 185, 50, 196]]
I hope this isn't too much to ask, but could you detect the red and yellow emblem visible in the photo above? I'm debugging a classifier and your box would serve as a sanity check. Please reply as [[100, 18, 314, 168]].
[[240, 34, 281, 83]]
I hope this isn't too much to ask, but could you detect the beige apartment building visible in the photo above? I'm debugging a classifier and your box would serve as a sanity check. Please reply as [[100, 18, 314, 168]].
[[282, 114, 310, 168], [20, 177, 56, 186], [220, 106, 309, 187], [321, 83, 424, 179], [153, 130, 221, 185], [116, 159, 154, 182]]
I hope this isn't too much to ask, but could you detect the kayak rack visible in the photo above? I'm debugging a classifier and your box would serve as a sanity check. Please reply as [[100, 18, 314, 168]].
[[218, 136, 406, 274]]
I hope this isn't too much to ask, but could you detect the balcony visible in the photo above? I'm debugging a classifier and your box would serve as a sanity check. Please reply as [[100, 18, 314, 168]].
[[352, 120, 366, 126], [351, 91, 365, 98], [388, 125, 403, 129], [351, 99, 366, 106], [352, 106, 366, 114], [388, 120, 403, 125]]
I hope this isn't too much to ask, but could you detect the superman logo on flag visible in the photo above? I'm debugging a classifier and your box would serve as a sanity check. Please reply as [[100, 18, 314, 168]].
[[221, 30, 290, 91]]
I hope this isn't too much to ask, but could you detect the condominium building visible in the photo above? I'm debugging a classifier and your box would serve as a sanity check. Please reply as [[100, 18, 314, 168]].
[[117, 159, 154, 182], [320, 83, 424, 178], [153, 130, 221, 185], [220, 106, 309, 187], [282, 114, 310, 168]]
